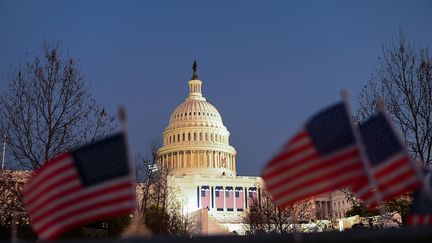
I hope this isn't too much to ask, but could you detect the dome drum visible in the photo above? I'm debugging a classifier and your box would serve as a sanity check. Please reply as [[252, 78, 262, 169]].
[[157, 64, 238, 177]]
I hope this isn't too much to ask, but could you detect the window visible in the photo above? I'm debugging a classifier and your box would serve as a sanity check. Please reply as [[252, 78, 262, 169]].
[[188, 133, 191, 141], [215, 191, 220, 197], [226, 191, 230, 197], [235, 191, 240, 197], [182, 133, 185, 141], [200, 133, 203, 141], [194, 133, 197, 141]]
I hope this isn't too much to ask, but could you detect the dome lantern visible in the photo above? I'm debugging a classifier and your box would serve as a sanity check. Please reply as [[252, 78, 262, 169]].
[[188, 61, 205, 101]]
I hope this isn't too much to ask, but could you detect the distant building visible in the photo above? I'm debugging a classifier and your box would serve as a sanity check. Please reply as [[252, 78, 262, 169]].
[[156, 63, 260, 234], [156, 63, 353, 234]]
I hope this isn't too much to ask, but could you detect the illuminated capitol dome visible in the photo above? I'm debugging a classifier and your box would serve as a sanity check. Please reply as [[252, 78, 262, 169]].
[[156, 62, 260, 234], [155, 62, 354, 234], [157, 61, 237, 177]]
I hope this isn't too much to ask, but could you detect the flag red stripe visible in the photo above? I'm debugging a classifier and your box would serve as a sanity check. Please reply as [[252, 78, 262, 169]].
[[27, 178, 83, 211], [272, 161, 364, 199], [266, 148, 360, 190], [263, 151, 318, 180], [374, 156, 411, 178], [26, 170, 79, 203], [356, 157, 421, 206], [287, 130, 308, 146], [25, 155, 73, 194], [36, 194, 135, 233], [31, 181, 133, 222], [381, 181, 420, 202], [267, 140, 314, 167], [377, 166, 417, 192], [277, 175, 358, 208], [29, 152, 71, 182], [42, 207, 134, 240]]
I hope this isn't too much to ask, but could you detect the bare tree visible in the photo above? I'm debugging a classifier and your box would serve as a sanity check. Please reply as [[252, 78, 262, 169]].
[[0, 41, 114, 238], [135, 139, 199, 236], [357, 31, 432, 166], [243, 186, 314, 234], [0, 41, 114, 171]]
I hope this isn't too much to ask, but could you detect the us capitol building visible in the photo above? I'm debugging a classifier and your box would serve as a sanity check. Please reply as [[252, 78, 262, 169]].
[[155, 62, 353, 234]]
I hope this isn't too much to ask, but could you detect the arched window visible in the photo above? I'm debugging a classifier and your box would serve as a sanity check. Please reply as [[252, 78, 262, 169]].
[[205, 133, 208, 141], [188, 133, 191, 141], [177, 134, 180, 142], [200, 132, 203, 141], [194, 132, 197, 141], [182, 133, 185, 141]]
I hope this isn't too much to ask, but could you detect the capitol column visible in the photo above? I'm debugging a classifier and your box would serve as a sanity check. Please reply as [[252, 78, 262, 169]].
[[197, 150, 200, 167], [204, 150, 207, 167], [177, 152, 180, 168]]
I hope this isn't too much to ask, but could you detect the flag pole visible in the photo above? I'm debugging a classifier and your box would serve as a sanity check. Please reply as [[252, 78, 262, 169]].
[[340, 90, 386, 209], [117, 106, 146, 230]]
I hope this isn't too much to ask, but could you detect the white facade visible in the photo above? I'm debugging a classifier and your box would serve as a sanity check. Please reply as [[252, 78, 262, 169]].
[[156, 65, 261, 234], [156, 64, 354, 234]]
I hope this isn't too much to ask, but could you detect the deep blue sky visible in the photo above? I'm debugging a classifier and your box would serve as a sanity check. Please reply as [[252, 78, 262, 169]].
[[1, 1, 431, 176]]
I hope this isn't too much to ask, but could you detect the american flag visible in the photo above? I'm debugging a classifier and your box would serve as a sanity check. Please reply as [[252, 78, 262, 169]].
[[248, 187, 258, 206], [235, 187, 244, 210], [351, 112, 423, 207], [262, 102, 365, 208], [201, 186, 210, 209], [215, 186, 224, 210], [24, 134, 136, 240], [409, 169, 432, 225], [225, 187, 234, 209]]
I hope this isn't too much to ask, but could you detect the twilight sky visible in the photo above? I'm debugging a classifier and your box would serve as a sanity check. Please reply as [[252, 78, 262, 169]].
[[1, 1, 431, 176]]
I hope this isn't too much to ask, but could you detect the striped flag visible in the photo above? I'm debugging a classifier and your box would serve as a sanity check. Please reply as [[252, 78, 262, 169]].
[[24, 133, 136, 240], [225, 187, 234, 210], [261, 102, 365, 208], [235, 187, 244, 210], [201, 186, 210, 209], [215, 186, 224, 210], [409, 168, 432, 225], [351, 112, 423, 207], [248, 187, 258, 206]]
